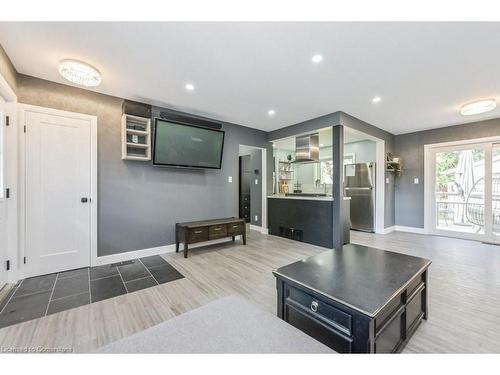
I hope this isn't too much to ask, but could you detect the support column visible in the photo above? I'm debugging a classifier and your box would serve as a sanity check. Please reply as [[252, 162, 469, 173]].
[[332, 125, 344, 249]]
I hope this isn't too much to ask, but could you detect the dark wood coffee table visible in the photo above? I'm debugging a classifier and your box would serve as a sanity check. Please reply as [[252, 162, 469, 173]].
[[273, 244, 431, 353]]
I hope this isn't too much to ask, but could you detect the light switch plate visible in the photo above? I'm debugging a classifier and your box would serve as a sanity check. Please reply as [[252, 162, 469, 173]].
[[254, 215, 258, 221], [255, 179, 258, 185], [386, 177, 390, 184], [228, 176, 233, 183], [414, 177, 419, 184]]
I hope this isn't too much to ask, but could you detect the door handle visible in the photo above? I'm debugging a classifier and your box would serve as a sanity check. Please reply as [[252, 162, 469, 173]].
[[81, 197, 89, 203]]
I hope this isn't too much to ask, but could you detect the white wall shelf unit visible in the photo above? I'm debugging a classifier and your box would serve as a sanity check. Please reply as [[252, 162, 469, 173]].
[[121, 114, 151, 161]]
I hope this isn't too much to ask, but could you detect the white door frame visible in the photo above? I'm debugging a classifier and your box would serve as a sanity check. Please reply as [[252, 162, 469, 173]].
[[424, 135, 500, 242], [18, 104, 98, 280], [375, 138, 386, 234], [238, 144, 268, 233], [0, 73, 18, 284]]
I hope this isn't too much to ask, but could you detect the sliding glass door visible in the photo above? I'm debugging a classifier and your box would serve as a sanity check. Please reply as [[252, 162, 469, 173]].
[[428, 140, 500, 243], [491, 144, 500, 240]]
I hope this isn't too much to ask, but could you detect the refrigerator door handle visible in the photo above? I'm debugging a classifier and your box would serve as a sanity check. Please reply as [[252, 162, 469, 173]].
[[344, 187, 373, 190]]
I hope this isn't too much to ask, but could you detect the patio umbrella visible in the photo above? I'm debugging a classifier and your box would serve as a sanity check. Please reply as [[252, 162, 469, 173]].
[[454, 149, 475, 224]]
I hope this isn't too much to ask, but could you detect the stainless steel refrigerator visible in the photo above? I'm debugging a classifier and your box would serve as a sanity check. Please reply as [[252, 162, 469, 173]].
[[344, 162, 375, 232]]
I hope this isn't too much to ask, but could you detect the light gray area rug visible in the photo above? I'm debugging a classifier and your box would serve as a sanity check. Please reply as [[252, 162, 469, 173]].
[[98, 295, 333, 353]]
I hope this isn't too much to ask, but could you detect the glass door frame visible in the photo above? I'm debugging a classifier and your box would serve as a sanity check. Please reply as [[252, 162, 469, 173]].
[[0, 97, 6, 286], [425, 137, 497, 243]]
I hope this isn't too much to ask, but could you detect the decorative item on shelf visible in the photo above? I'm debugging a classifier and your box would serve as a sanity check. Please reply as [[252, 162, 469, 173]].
[[278, 160, 294, 180], [293, 182, 302, 194], [287, 154, 292, 161], [386, 152, 402, 176], [121, 113, 151, 161], [278, 180, 289, 194]]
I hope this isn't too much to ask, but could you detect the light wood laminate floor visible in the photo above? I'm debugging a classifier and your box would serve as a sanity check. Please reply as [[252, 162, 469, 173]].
[[0, 230, 499, 353]]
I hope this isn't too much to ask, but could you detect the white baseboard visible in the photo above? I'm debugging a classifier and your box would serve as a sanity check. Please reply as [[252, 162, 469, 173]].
[[381, 225, 396, 234], [93, 237, 237, 266], [394, 225, 427, 234], [250, 224, 269, 234]]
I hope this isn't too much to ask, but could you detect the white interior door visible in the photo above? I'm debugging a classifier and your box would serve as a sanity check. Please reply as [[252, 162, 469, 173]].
[[0, 96, 7, 286], [24, 110, 93, 277]]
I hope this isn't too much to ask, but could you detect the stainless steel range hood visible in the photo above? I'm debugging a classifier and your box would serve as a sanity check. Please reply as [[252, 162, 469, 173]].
[[295, 133, 319, 163]]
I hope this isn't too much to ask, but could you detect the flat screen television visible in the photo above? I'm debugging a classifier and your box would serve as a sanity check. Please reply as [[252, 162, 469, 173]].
[[152, 118, 225, 169]]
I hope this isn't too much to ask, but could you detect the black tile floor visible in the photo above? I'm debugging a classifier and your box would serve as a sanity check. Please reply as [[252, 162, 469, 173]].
[[0, 255, 184, 329]]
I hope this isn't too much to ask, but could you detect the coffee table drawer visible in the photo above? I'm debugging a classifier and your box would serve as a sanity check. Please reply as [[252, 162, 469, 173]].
[[375, 293, 403, 334], [188, 227, 209, 243], [375, 310, 404, 353], [285, 303, 353, 353], [406, 285, 425, 330], [287, 286, 352, 336], [209, 224, 228, 239]]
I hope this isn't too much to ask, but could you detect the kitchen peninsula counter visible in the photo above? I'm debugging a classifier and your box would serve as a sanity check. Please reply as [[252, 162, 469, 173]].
[[268, 195, 351, 201], [267, 195, 351, 247]]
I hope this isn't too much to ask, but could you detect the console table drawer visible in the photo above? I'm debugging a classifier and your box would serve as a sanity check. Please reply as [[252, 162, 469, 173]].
[[188, 227, 209, 243], [209, 224, 228, 239], [176, 218, 247, 258], [287, 286, 352, 336], [227, 222, 245, 235]]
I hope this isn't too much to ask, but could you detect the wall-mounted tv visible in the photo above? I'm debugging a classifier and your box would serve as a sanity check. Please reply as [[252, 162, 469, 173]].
[[152, 118, 225, 169]]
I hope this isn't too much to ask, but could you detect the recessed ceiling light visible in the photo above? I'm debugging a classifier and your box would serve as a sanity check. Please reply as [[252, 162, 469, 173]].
[[372, 96, 382, 103], [461, 99, 496, 116], [58, 60, 101, 87], [185, 83, 195, 91], [267, 109, 276, 116], [311, 54, 323, 63]]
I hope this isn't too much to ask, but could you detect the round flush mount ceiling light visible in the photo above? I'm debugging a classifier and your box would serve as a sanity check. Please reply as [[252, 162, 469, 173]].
[[185, 83, 195, 91], [58, 60, 101, 87], [311, 54, 323, 63], [372, 96, 382, 103], [267, 109, 276, 116], [460, 99, 496, 116]]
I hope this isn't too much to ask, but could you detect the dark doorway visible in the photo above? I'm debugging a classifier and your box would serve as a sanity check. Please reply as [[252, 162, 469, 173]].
[[239, 155, 251, 223]]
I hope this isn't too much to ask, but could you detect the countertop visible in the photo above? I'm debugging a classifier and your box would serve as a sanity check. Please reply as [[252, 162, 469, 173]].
[[267, 195, 351, 201], [273, 244, 431, 317]]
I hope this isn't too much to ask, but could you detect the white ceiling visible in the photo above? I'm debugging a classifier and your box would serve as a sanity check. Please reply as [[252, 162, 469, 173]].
[[1, 22, 500, 134]]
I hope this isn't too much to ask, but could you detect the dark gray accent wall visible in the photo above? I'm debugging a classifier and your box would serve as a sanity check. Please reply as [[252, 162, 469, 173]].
[[395, 117, 500, 228], [17, 75, 267, 256], [268, 112, 342, 141], [239, 146, 262, 226]]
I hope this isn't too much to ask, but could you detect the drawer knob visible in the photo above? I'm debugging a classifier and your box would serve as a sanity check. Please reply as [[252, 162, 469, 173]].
[[194, 230, 203, 234], [311, 301, 319, 312], [214, 227, 222, 231]]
